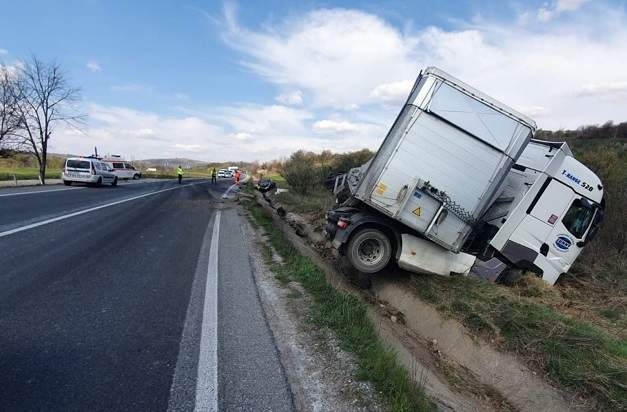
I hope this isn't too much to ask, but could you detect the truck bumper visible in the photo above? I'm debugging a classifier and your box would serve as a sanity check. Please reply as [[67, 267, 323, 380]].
[[397, 234, 476, 277]]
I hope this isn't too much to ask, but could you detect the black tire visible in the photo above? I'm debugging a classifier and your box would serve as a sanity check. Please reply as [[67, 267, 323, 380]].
[[133, 174, 140, 180], [96, 177, 103, 187], [111, 177, 118, 187], [496, 268, 523, 286], [63, 181, 72, 186], [346, 228, 392, 274]]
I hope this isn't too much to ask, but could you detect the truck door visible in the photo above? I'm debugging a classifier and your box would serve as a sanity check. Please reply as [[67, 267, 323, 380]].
[[526, 179, 596, 283], [546, 195, 597, 268], [499, 178, 574, 281]]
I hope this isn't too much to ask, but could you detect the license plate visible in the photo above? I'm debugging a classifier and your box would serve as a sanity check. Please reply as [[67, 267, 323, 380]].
[[67, 172, 86, 178]]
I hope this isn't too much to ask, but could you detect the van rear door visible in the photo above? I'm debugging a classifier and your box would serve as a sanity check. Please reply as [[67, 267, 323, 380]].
[[65, 159, 92, 178]]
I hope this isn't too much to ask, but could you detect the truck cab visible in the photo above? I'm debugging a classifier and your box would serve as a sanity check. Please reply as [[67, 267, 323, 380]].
[[487, 141, 604, 284]]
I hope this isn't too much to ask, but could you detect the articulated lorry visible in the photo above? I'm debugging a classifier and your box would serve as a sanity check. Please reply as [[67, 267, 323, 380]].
[[325, 67, 604, 285]]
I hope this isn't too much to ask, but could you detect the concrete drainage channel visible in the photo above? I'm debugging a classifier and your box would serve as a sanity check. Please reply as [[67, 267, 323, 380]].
[[249, 190, 584, 412]]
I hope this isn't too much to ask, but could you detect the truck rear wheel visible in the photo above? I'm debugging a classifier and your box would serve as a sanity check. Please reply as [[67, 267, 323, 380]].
[[347, 228, 392, 274]]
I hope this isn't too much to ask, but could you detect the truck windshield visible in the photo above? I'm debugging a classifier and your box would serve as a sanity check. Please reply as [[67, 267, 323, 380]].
[[562, 198, 595, 239]]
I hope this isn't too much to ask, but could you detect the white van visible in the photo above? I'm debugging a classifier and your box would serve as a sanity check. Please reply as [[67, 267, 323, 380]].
[[103, 158, 142, 180], [62, 157, 118, 186]]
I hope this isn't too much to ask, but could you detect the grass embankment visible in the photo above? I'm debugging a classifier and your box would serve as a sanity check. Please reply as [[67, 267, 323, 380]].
[[260, 171, 288, 188], [0, 167, 61, 181], [243, 196, 434, 412], [412, 273, 627, 410]]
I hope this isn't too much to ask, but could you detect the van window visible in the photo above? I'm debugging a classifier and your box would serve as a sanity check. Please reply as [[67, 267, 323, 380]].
[[66, 159, 91, 169], [112, 162, 124, 169], [125, 163, 135, 170], [562, 198, 595, 239]]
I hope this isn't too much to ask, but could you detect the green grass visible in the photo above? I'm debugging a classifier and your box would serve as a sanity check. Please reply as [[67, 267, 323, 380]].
[[261, 171, 288, 188], [0, 167, 62, 181], [244, 198, 433, 412], [412, 274, 627, 410], [275, 189, 334, 219]]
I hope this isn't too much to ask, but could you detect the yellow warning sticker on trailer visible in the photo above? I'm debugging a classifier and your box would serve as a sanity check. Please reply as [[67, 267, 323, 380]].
[[375, 183, 387, 196], [412, 207, 421, 217]]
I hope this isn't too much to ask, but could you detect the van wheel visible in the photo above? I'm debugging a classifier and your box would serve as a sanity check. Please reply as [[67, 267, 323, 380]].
[[111, 177, 118, 187], [64, 181, 72, 186], [347, 228, 392, 274], [96, 177, 103, 187], [133, 174, 140, 180]]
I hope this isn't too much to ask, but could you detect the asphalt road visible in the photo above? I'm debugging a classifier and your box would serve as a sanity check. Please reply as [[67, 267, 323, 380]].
[[0, 178, 294, 411]]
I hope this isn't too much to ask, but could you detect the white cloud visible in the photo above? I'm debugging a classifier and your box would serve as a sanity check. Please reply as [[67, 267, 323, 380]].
[[370, 80, 414, 105], [275, 90, 303, 105], [0, 49, 8, 55], [223, 4, 627, 130], [537, 0, 589, 22], [577, 81, 627, 100], [223, 7, 417, 109], [313, 119, 360, 133], [86, 61, 102, 72]]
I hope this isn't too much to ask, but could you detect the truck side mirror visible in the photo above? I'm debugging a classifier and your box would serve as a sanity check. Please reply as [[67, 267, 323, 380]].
[[576, 241, 586, 247]]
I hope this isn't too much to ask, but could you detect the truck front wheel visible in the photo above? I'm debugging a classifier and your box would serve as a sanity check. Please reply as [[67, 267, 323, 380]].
[[347, 228, 392, 274]]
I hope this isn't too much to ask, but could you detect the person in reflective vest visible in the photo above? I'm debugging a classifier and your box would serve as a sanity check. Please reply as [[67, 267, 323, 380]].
[[177, 166, 184, 184], [211, 167, 217, 184]]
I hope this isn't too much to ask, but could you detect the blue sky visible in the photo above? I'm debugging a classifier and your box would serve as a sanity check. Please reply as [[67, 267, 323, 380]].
[[1, 0, 626, 161]]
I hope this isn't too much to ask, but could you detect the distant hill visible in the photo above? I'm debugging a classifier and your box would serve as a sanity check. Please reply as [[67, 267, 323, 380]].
[[136, 158, 208, 169]]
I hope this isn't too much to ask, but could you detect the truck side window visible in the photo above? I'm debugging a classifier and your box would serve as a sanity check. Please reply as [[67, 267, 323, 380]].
[[562, 198, 595, 239]]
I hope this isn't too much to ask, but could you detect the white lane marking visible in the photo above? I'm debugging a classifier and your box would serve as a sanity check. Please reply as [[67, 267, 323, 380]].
[[195, 210, 220, 412], [0, 186, 85, 197], [0, 181, 209, 238]]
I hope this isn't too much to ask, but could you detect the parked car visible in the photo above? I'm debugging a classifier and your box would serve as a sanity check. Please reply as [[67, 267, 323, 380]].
[[62, 157, 118, 187], [103, 157, 142, 180], [217, 169, 227, 178]]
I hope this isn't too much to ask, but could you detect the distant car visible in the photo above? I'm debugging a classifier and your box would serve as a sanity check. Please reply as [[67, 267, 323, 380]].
[[256, 179, 276, 193], [103, 159, 142, 180], [62, 157, 118, 187], [218, 169, 232, 178]]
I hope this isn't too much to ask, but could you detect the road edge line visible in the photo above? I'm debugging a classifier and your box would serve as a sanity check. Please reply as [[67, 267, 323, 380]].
[[195, 209, 221, 412]]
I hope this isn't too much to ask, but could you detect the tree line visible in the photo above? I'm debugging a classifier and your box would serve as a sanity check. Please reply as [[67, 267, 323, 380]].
[[0, 57, 83, 184], [536, 121, 627, 142]]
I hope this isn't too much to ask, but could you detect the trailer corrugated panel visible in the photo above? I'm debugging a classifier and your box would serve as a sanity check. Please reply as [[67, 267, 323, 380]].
[[355, 67, 536, 251]]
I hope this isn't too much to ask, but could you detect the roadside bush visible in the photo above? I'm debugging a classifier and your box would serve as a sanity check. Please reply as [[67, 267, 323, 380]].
[[572, 140, 627, 266], [280, 150, 324, 195], [279, 148, 374, 195]]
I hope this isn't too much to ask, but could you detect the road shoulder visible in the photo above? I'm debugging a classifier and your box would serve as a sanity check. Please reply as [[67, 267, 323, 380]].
[[240, 206, 386, 411]]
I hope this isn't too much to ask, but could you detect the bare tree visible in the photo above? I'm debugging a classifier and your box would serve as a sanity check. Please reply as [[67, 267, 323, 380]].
[[0, 65, 22, 148], [15, 57, 84, 184]]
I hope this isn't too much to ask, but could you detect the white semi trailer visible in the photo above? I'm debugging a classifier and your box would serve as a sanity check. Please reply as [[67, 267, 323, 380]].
[[325, 67, 604, 285]]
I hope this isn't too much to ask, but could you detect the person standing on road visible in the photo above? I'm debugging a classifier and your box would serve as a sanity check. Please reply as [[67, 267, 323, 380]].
[[234, 169, 241, 186], [177, 165, 184, 184], [211, 167, 217, 184]]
